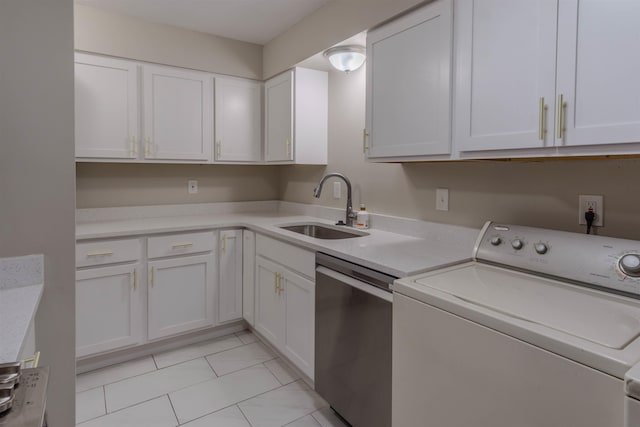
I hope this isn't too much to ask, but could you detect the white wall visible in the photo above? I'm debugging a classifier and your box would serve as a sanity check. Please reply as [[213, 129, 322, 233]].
[[76, 163, 280, 208], [0, 1, 76, 426], [279, 67, 640, 240], [75, 4, 263, 79]]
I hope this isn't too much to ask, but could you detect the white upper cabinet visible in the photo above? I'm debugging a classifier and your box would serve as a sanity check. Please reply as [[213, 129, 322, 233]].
[[365, 0, 453, 160], [455, 0, 640, 157], [75, 53, 139, 159], [215, 78, 262, 162], [556, 0, 640, 149], [143, 65, 213, 161], [455, 0, 558, 152], [264, 68, 328, 164]]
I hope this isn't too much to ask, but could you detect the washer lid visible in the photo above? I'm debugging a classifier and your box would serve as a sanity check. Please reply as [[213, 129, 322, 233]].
[[413, 264, 640, 350]]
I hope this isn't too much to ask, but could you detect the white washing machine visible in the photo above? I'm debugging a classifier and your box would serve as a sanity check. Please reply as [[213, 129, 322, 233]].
[[393, 222, 640, 427]]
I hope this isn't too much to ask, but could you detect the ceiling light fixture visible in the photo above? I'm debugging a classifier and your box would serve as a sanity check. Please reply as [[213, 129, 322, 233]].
[[323, 45, 366, 73]]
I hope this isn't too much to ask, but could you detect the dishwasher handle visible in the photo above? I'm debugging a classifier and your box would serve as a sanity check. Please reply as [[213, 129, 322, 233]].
[[317, 266, 393, 303]]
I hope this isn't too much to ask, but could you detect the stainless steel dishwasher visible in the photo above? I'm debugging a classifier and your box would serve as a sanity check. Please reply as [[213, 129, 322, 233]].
[[315, 252, 396, 427]]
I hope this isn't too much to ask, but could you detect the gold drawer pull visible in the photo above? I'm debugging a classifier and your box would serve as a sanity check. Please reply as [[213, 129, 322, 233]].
[[171, 242, 193, 249], [86, 251, 114, 257]]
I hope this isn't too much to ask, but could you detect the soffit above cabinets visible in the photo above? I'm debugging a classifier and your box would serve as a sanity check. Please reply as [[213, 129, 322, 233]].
[[75, 0, 330, 45]]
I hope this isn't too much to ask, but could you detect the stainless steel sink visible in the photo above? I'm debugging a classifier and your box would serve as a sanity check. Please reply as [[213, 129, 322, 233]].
[[279, 223, 368, 240]]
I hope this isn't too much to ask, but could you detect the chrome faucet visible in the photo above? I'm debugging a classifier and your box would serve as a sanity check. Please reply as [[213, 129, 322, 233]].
[[313, 173, 357, 227]]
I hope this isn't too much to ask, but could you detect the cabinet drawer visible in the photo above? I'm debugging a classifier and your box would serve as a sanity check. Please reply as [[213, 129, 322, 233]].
[[147, 231, 215, 259], [256, 234, 314, 279], [76, 238, 141, 267]]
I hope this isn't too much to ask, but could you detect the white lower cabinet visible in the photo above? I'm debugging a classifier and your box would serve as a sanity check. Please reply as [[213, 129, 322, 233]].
[[242, 230, 256, 326], [76, 263, 143, 357], [218, 229, 243, 323], [147, 253, 216, 340], [255, 250, 315, 379]]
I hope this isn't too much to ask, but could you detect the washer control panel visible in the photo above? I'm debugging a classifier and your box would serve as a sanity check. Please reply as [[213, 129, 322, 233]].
[[475, 222, 640, 297]]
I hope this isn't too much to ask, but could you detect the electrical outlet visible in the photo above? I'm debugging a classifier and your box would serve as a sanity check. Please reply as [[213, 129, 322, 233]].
[[578, 195, 603, 226], [188, 180, 198, 194], [436, 188, 449, 211], [333, 181, 341, 199]]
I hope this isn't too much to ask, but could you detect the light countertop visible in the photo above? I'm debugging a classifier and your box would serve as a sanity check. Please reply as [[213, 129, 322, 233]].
[[76, 208, 479, 278], [0, 255, 44, 363]]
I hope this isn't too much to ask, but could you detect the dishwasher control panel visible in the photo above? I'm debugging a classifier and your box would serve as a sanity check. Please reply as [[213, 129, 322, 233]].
[[475, 221, 640, 297]]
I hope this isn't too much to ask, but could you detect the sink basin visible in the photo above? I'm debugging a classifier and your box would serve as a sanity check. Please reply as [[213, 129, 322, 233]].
[[279, 223, 368, 240]]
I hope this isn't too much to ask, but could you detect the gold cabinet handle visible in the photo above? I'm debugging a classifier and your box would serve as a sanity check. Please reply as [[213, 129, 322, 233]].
[[171, 242, 193, 249], [145, 137, 152, 157], [277, 273, 284, 295], [86, 251, 114, 257], [363, 128, 369, 153], [131, 136, 137, 157], [557, 94, 567, 140], [286, 138, 291, 159], [221, 235, 226, 254], [538, 97, 548, 141], [274, 272, 279, 294], [133, 268, 137, 291], [216, 141, 222, 159], [150, 266, 155, 288]]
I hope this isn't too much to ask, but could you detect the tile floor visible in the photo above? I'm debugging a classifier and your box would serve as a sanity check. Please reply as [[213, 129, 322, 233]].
[[76, 331, 349, 427]]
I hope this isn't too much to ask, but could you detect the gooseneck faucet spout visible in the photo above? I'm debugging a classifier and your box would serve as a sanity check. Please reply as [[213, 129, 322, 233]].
[[313, 173, 357, 227]]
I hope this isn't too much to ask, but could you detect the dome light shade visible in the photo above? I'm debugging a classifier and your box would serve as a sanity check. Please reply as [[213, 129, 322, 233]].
[[323, 45, 366, 73]]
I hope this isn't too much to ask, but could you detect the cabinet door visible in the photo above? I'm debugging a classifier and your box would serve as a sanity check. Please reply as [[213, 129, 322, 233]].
[[218, 230, 243, 323], [366, 0, 453, 158], [143, 65, 213, 161], [556, 0, 640, 148], [215, 78, 262, 162], [254, 256, 284, 345], [147, 254, 215, 340], [75, 54, 139, 159], [282, 269, 315, 379], [455, 0, 558, 152], [76, 264, 142, 357], [264, 71, 293, 162], [242, 230, 256, 326]]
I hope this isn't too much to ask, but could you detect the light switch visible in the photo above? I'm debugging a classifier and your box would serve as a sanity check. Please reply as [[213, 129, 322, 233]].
[[436, 188, 449, 211], [333, 181, 341, 199]]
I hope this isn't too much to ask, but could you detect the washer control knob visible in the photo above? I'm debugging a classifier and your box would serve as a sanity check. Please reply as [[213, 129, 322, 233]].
[[490, 237, 502, 246], [511, 239, 524, 250], [619, 254, 640, 277], [534, 243, 548, 255]]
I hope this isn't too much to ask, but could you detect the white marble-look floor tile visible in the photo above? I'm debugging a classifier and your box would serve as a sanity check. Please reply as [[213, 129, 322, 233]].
[[180, 405, 251, 427], [76, 356, 157, 393], [77, 395, 177, 427], [311, 407, 350, 427], [264, 358, 301, 385], [76, 387, 106, 424], [104, 358, 215, 412], [285, 414, 322, 427], [236, 330, 257, 344], [238, 380, 327, 427], [206, 341, 274, 376], [169, 365, 281, 424], [153, 335, 244, 369]]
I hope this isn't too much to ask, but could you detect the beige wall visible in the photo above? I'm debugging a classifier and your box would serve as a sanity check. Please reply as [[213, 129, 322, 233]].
[[263, 0, 425, 78], [75, 4, 263, 79], [0, 1, 77, 426], [76, 163, 280, 208], [279, 67, 640, 240]]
